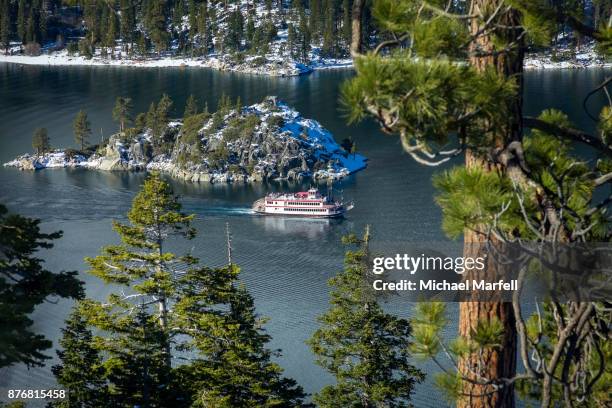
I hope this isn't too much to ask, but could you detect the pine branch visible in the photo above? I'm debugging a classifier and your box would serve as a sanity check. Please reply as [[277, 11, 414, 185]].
[[523, 117, 612, 157]]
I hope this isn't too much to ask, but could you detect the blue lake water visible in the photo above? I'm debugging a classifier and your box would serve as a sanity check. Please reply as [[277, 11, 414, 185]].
[[0, 63, 610, 406]]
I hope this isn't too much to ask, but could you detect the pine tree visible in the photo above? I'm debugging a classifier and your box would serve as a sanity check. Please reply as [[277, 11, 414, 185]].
[[77, 174, 305, 406], [341, 0, 351, 50], [120, 0, 135, 52], [0, 204, 83, 368], [17, 0, 26, 43], [321, 0, 336, 57], [245, 15, 255, 49], [309, 0, 321, 42], [197, 2, 210, 54], [184, 94, 199, 118], [26, 12, 36, 44], [73, 110, 92, 151], [38, 6, 46, 43], [105, 10, 117, 51], [0, 0, 9, 52], [96, 303, 179, 407], [83, 173, 195, 406], [51, 306, 108, 408], [146, 100, 162, 141], [175, 264, 307, 407], [224, 9, 244, 52], [112, 96, 133, 132], [173, 0, 185, 30], [287, 23, 297, 58], [344, 1, 612, 406], [156, 93, 173, 126], [308, 228, 424, 407], [146, 0, 169, 53], [298, 8, 310, 62], [32, 127, 50, 154]]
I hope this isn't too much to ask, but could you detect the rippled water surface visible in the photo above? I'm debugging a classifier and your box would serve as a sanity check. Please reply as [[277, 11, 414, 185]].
[[0, 63, 609, 406]]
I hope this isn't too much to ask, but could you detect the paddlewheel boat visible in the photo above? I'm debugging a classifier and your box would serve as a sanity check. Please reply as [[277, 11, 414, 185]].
[[252, 188, 353, 218]]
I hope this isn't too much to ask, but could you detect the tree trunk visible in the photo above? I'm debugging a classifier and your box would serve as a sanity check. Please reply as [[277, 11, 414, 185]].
[[457, 2, 525, 407]]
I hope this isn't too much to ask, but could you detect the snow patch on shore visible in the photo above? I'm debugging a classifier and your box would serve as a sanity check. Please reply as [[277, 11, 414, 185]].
[[0, 49, 352, 76]]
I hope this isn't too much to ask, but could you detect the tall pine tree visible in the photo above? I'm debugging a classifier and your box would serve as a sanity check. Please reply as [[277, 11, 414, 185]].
[[344, 1, 612, 406], [0, 204, 83, 368], [308, 228, 424, 407], [73, 110, 92, 151], [51, 306, 109, 408]]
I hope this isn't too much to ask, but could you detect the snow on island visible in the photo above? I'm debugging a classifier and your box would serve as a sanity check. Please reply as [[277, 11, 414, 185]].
[[4, 97, 367, 184]]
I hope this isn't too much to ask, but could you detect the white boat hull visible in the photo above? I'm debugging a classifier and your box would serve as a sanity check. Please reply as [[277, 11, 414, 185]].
[[252, 198, 352, 218]]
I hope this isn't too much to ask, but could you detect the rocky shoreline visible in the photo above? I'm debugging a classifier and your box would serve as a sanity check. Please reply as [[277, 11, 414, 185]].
[[0, 48, 352, 77], [2, 48, 609, 76], [4, 97, 367, 183]]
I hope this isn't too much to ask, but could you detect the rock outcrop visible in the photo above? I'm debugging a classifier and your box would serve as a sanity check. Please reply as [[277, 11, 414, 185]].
[[4, 97, 368, 184]]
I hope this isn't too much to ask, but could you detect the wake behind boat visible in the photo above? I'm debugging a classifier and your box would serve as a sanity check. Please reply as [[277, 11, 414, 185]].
[[252, 188, 353, 218]]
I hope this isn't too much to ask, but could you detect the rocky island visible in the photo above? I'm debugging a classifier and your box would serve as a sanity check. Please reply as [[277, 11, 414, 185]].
[[4, 96, 367, 184]]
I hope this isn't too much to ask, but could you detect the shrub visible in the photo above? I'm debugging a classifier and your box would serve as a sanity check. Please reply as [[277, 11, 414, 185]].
[[67, 42, 79, 55], [64, 148, 79, 159], [210, 111, 225, 130], [79, 39, 93, 59], [266, 115, 284, 129], [249, 56, 266, 67]]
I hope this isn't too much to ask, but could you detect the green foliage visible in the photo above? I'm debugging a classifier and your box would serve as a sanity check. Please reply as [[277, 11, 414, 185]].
[[183, 94, 199, 118], [517, 303, 611, 407], [51, 307, 108, 407], [31, 127, 50, 155], [177, 112, 208, 168], [146, 94, 174, 153], [181, 112, 207, 146], [71, 174, 305, 406], [346, 1, 612, 406], [470, 318, 504, 349], [0, 204, 83, 368], [600, 105, 612, 144], [343, 54, 517, 150], [524, 110, 609, 239], [80, 174, 196, 406], [73, 110, 92, 151], [265, 114, 284, 129], [209, 143, 230, 166], [309, 229, 424, 407], [409, 302, 447, 357], [434, 372, 463, 405], [176, 269, 307, 407], [112, 96, 133, 132], [433, 167, 515, 238], [224, 114, 261, 142]]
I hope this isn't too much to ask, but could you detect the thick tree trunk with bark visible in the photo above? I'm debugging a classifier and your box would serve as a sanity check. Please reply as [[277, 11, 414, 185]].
[[457, 2, 525, 407]]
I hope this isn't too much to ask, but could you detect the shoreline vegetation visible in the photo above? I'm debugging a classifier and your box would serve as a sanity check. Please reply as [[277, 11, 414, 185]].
[[0, 41, 610, 74], [4, 95, 368, 183], [0, 0, 609, 76], [0, 46, 353, 76]]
